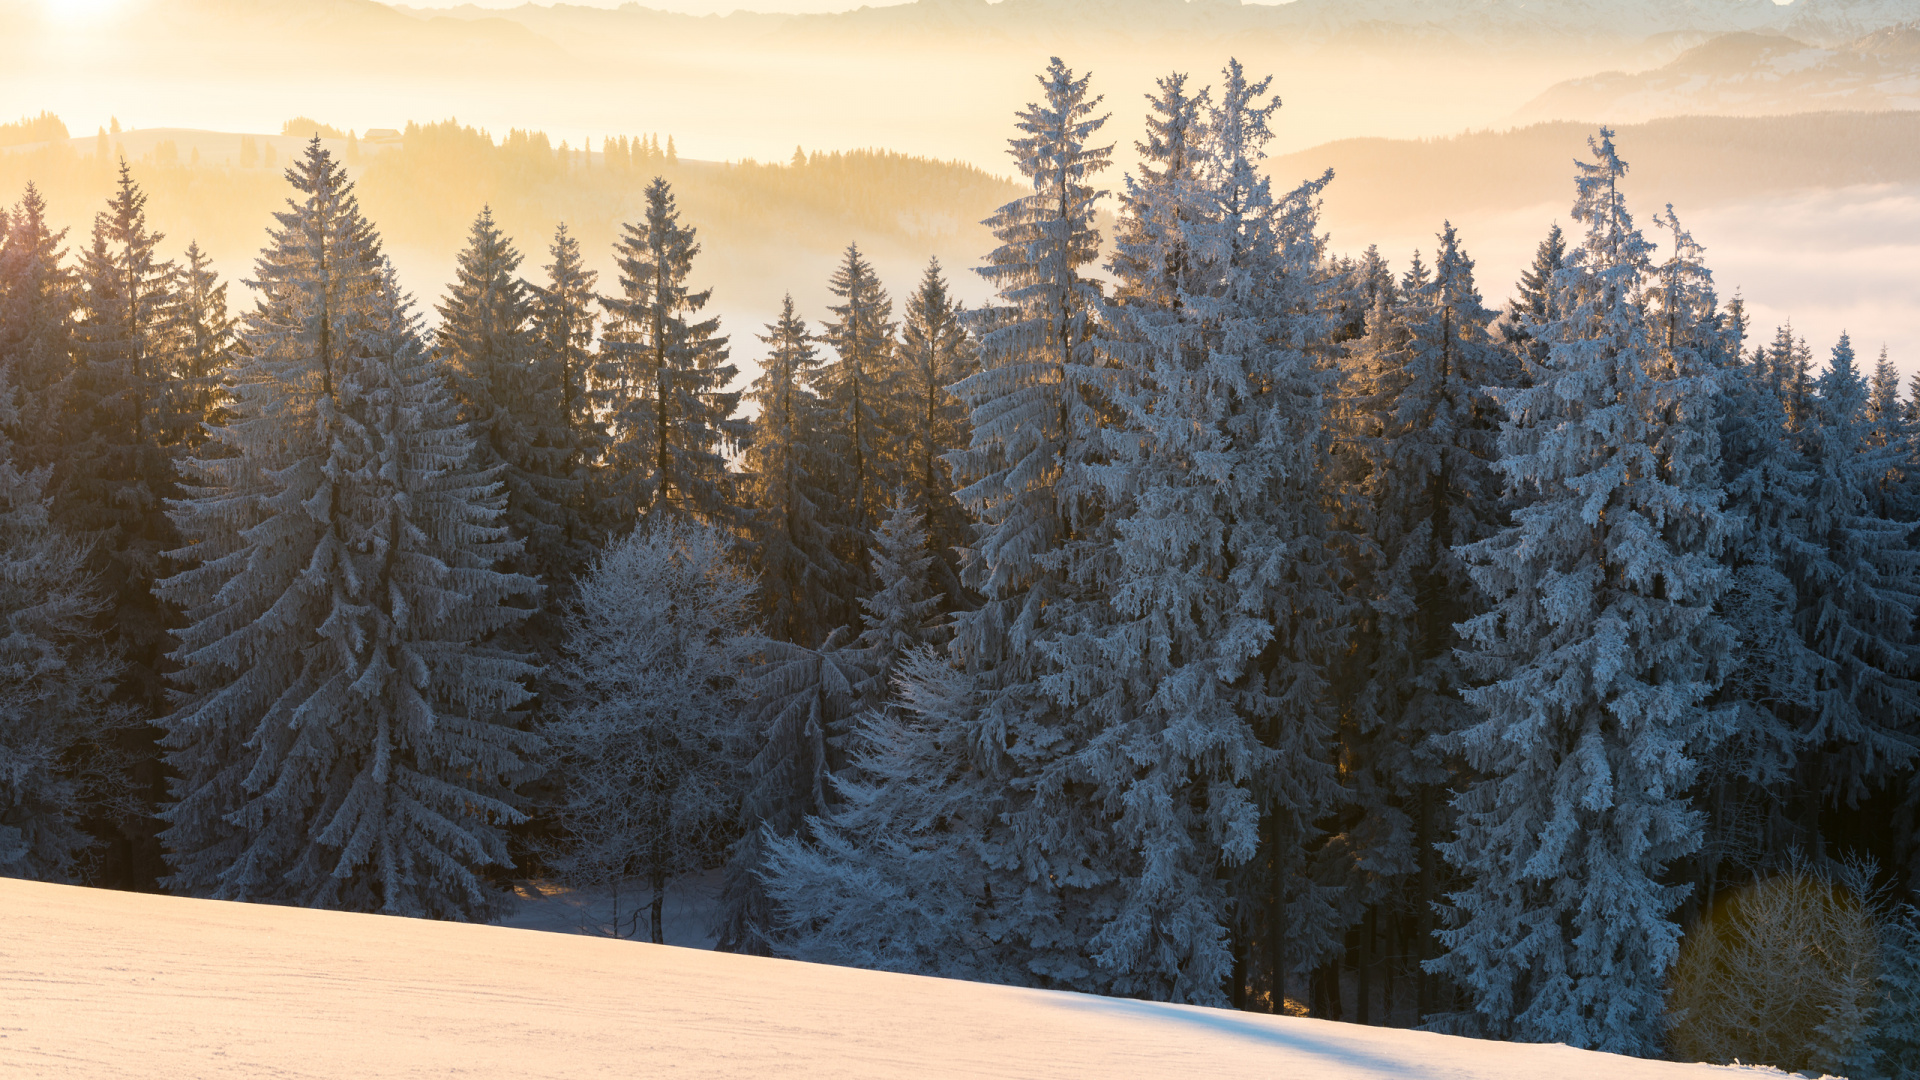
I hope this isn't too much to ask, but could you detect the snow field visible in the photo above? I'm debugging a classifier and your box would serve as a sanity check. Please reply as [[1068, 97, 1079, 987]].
[[0, 877, 1792, 1079]]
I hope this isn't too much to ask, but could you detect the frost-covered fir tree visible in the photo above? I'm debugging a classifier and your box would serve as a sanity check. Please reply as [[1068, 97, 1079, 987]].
[[0, 185, 76, 470], [63, 162, 185, 717], [1859, 904, 1920, 1079], [0, 364, 131, 881], [158, 141, 541, 919], [546, 518, 756, 943], [818, 242, 900, 582], [719, 496, 945, 954], [743, 296, 845, 644], [1341, 222, 1511, 1017], [894, 257, 977, 591], [595, 178, 746, 527], [169, 241, 234, 456], [526, 222, 605, 564], [1431, 131, 1735, 1054], [1501, 223, 1567, 371], [1645, 209, 1795, 913], [1789, 334, 1920, 816], [437, 207, 582, 590], [1084, 60, 1350, 1006], [762, 57, 1122, 992]]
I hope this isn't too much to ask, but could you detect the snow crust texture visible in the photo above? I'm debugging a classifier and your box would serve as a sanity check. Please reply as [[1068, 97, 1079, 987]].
[[0, 878, 1791, 1079]]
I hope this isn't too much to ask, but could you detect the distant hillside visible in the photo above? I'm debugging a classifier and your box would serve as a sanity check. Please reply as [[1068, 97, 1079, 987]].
[[1519, 24, 1920, 121], [0, 120, 1020, 340], [1270, 112, 1920, 228]]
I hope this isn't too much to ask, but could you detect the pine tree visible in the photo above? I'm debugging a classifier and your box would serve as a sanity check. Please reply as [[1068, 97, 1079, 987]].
[[1341, 221, 1511, 1019], [0, 364, 132, 882], [1861, 904, 1920, 1079], [526, 222, 605, 569], [1431, 131, 1735, 1054], [63, 161, 184, 713], [893, 257, 976, 595], [595, 178, 745, 527], [743, 295, 844, 644], [546, 518, 756, 943], [0, 185, 76, 468], [720, 496, 945, 954], [1084, 61, 1350, 1006], [1501, 222, 1567, 371], [438, 207, 583, 592], [1663, 216, 1803, 920], [762, 57, 1120, 992], [817, 241, 899, 580], [158, 140, 541, 918], [1790, 334, 1920, 819], [168, 242, 234, 456]]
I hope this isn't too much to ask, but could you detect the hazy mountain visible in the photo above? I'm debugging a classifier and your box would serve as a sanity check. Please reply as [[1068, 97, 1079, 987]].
[[1518, 23, 1920, 121], [398, 0, 1918, 50]]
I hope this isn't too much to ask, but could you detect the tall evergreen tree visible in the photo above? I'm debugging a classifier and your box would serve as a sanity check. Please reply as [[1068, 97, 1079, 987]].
[[762, 57, 1121, 992], [1341, 221, 1511, 1019], [0, 363, 132, 882], [60, 162, 185, 717], [0, 185, 76, 468], [743, 296, 844, 644], [526, 222, 605, 568], [1085, 60, 1350, 1006], [894, 257, 977, 596], [1431, 131, 1734, 1054], [720, 496, 945, 954], [818, 241, 899, 583], [168, 242, 234, 456], [1501, 222, 1567, 371], [438, 207, 582, 591], [158, 141, 541, 918], [595, 178, 745, 528], [1791, 334, 1920, 820]]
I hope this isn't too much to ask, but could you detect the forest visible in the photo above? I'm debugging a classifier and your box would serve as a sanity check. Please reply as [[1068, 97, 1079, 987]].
[[3, 53, 1919, 1078]]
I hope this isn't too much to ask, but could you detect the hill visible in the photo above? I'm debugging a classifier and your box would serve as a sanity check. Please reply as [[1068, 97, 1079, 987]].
[[0, 121, 1020, 354], [1519, 25, 1920, 121], [0, 876, 1794, 1079], [1270, 111, 1920, 227]]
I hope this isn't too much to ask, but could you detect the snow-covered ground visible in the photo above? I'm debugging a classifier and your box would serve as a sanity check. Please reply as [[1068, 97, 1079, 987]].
[[0, 877, 1793, 1079]]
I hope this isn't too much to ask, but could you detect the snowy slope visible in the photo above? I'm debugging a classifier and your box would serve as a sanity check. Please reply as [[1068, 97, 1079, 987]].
[[1, 878, 1794, 1080]]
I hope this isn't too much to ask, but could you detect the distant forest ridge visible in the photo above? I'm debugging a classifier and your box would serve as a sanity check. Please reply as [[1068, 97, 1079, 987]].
[[1271, 111, 1920, 225], [0, 115, 1021, 320]]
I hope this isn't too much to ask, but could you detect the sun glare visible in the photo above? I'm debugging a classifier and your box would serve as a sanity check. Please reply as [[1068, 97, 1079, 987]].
[[42, 0, 125, 24]]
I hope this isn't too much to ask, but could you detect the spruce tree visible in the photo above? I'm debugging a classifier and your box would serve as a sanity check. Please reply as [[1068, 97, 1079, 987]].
[[1431, 131, 1734, 1054], [0, 185, 76, 469], [595, 177, 745, 528], [1501, 222, 1567, 371], [743, 295, 844, 644], [63, 161, 184, 717], [158, 140, 541, 918], [1342, 221, 1511, 1018], [438, 207, 582, 591], [526, 222, 605, 568], [762, 57, 1120, 992], [894, 257, 977, 595], [168, 242, 234, 456], [1085, 61, 1350, 1006], [0, 364, 132, 882], [1790, 334, 1920, 818], [818, 241, 899, 582], [720, 496, 945, 954]]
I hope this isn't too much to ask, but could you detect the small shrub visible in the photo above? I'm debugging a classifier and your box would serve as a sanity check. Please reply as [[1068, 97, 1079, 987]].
[[1667, 864, 1880, 1075]]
